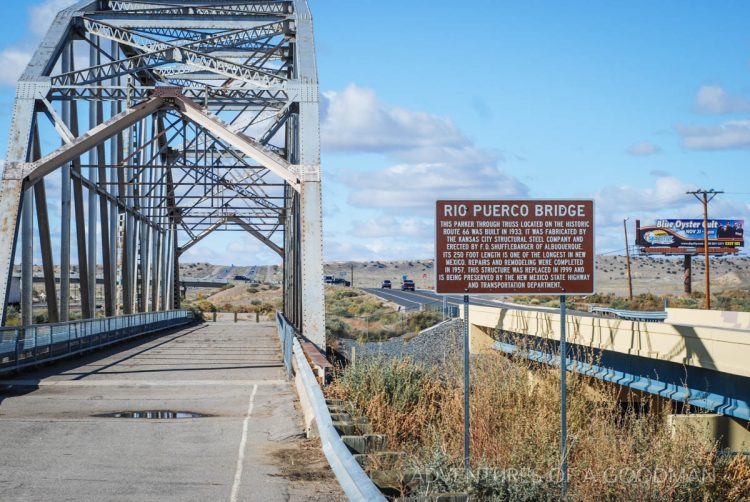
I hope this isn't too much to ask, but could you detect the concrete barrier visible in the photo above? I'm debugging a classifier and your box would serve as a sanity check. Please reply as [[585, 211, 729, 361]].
[[666, 308, 750, 331], [465, 304, 750, 378]]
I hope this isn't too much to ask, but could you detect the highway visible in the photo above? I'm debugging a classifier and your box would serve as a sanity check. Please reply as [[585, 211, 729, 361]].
[[363, 287, 593, 316]]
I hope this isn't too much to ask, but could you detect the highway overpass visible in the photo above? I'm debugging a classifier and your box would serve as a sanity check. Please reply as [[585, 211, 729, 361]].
[[366, 288, 750, 433]]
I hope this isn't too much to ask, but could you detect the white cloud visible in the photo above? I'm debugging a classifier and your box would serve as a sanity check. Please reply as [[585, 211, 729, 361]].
[[0, 0, 79, 87], [182, 233, 280, 266], [321, 84, 466, 153], [343, 159, 528, 211], [596, 175, 697, 226], [677, 120, 750, 150], [321, 84, 528, 260], [30, 0, 78, 37], [0, 48, 33, 86], [627, 141, 660, 156], [694, 85, 750, 114], [350, 216, 431, 239], [323, 85, 528, 212], [324, 236, 430, 262]]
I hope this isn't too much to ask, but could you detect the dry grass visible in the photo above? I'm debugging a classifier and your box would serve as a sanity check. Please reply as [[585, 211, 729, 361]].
[[325, 287, 443, 343], [328, 353, 750, 500]]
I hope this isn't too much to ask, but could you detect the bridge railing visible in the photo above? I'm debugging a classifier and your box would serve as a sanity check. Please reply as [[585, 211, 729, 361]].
[[275, 312, 294, 380], [275, 311, 386, 501], [588, 305, 667, 322], [0, 310, 194, 373], [421, 300, 460, 318]]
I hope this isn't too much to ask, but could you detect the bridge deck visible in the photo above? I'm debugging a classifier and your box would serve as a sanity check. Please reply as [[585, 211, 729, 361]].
[[0, 320, 343, 502]]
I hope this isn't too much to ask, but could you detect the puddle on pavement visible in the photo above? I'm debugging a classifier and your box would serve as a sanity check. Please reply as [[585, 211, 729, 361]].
[[94, 410, 210, 419]]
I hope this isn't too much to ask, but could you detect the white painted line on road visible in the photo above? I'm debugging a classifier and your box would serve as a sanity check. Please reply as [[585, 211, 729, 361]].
[[229, 383, 259, 502], [0, 379, 287, 388], [366, 288, 423, 308]]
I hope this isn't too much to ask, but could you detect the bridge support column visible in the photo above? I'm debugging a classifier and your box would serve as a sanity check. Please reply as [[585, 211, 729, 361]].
[[669, 414, 750, 452], [469, 323, 496, 354], [300, 179, 325, 349], [21, 187, 33, 327], [60, 42, 72, 322], [172, 223, 180, 309]]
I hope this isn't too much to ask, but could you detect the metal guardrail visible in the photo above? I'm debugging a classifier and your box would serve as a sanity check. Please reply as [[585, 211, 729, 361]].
[[588, 306, 667, 322], [422, 300, 460, 318], [276, 312, 294, 380], [276, 313, 385, 502], [0, 310, 194, 373]]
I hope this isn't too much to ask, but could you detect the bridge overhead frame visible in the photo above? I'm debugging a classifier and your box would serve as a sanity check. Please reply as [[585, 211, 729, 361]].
[[0, 0, 325, 348]]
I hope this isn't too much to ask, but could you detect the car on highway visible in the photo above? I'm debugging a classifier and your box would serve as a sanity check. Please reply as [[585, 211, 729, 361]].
[[401, 279, 415, 291], [381, 280, 392, 289], [323, 275, 334, 284], [332, 278, 351, 287]]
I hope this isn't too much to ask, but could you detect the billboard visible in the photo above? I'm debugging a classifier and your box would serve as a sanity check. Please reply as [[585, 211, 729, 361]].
[[435, 200, 595, 295], [636, 219, 744, 254]]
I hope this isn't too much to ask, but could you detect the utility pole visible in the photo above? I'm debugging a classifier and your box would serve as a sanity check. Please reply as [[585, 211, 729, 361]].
[[623, 218, 633, 301], [686, 189, 723, 310]]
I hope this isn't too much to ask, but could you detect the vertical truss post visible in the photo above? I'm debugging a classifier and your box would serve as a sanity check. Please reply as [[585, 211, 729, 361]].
[[295, 2, 325, 349], [32, 125, 59, 323], [21, 187, 34, 327], [96, 93, 114, 317], [117, 124, 132, 315], [70, 98, 92, 319], [109, 40, 119, 314], [87, 37, 98, 317], [172, 221, 180, 309], [0, 179, 24, 324], [0, 80, 37, 325], [60, 42, 72, 321], [162, 227, 171, 310]]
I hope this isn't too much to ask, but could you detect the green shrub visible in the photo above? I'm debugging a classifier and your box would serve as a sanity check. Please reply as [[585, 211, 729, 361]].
[[405, 310, 443, 333]]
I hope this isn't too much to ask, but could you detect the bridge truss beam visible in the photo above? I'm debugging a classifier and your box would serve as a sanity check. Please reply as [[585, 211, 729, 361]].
[[0, 0, 325, 349]]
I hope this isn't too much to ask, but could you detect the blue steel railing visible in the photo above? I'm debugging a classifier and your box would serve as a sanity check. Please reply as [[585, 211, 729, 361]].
[[494, 340, 750, 422], [0, 309, 194, 373], [276, 312, 294, 380]]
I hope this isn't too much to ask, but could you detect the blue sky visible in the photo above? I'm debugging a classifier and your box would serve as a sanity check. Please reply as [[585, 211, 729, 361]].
[[1, 0, 749, 265]]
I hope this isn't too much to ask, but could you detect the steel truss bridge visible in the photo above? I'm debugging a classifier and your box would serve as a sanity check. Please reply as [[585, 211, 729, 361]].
[[0, 0, 325, 348]]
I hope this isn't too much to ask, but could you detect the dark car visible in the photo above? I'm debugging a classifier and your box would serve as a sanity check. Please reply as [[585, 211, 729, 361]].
[[332, 278, 351, 287], [381, 280, 392, 289], [233, 275, 247, 281], [401, 280, 415, 291]]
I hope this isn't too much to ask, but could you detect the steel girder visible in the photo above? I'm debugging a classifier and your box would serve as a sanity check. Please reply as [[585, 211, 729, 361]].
[[0, 0, 325, 349]]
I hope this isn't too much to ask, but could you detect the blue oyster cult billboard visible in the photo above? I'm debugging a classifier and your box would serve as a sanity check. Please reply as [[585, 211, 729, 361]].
[[636, 219, 744, 254]]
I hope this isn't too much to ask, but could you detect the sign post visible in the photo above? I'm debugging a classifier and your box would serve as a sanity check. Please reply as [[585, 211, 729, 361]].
[[463, 294, 470, 470], [435, 200, 595, 488], [559, 294, 568, 498]]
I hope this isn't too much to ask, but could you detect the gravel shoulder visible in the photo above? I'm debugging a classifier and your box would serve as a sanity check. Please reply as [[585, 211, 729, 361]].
[[338, 319, 463, 365]]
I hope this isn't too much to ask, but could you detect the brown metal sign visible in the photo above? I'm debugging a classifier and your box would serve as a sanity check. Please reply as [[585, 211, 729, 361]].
[[435, 200, 595, 295]]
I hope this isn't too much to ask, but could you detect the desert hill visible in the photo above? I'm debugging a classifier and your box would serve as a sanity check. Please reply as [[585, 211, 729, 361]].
[[178, 255, 750, 297]]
